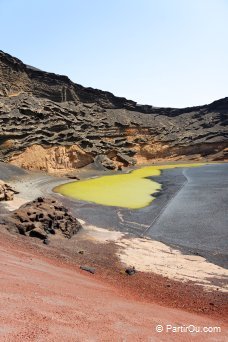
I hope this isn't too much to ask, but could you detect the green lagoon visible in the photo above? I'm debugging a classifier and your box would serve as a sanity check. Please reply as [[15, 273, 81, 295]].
[[54, 163, 204, 209]]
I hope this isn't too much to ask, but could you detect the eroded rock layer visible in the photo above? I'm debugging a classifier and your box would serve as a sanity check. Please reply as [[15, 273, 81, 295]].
[[0, 50, 227, 172]]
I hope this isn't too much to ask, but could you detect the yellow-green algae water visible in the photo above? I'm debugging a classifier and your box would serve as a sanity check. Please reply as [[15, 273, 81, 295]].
[[54, 163, 204, 209]]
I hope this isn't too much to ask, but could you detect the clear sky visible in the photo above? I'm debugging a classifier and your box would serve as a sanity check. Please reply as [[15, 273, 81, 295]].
[[0, 0, 227, 108]]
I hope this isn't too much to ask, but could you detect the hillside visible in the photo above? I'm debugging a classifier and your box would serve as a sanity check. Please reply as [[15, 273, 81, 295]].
[[0, 50, 227, 173]]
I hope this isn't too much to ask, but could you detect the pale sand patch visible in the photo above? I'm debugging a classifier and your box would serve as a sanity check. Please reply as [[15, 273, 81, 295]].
[[116, 237, 228, 292], [3, 197, 28, 211], [78, 223, 228, 292], [78, 219, 124, 242]]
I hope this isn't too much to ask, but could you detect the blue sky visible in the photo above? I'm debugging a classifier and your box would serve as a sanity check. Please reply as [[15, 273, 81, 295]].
[[0, 0, 227, 107]]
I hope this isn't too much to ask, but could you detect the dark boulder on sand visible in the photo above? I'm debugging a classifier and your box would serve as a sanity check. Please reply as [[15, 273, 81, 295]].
[[5, 197, 82, 240]]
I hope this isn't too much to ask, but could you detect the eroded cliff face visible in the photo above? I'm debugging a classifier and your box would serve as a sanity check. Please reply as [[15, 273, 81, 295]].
[[9, 145, 93, 173], [0, 50, 227, 172]]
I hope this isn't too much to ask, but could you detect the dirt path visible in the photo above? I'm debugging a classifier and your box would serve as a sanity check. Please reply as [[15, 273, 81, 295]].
[[0, 230, 227, 341]]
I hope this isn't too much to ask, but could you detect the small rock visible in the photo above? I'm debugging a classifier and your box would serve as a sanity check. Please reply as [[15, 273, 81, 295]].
[[80, 266, 96, 274], [43, 238, 50, 245], [48, 228, 56, 234], [37, 197, 44, 203], [125, 267, 136, 275], [78, 250, 84, 254], [29, 227, 47, 240], [5, 192, 14, 201], [67, 175, 80, 180]]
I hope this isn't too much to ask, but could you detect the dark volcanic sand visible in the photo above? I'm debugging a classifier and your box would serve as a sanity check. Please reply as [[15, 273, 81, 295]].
[[0, 162, 27, 180], [147, 163, 228, 268]]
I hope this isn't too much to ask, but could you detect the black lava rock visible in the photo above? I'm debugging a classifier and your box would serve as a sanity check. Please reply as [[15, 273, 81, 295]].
[[125, 267, 136, 276]]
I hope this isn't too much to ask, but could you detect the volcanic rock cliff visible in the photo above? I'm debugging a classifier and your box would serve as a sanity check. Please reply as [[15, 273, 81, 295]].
[[0, 50, 227, 173]]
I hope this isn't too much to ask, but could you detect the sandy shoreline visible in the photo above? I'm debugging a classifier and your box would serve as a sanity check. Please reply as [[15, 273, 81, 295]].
[[77, 221, 228, 293]]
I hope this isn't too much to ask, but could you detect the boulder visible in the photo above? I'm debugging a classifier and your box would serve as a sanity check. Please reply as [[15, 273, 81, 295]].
[[95, 155, 116, 170], [116, 153, 136, 166], [29, 227, 47, 240], [6, 197, 82, 241]]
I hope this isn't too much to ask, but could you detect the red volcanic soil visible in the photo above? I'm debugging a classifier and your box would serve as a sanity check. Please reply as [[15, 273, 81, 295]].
[[0, 230, 227, 341]]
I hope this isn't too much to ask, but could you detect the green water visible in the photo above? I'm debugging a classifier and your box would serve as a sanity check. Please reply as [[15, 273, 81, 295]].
[[54, 163, 204, 209]]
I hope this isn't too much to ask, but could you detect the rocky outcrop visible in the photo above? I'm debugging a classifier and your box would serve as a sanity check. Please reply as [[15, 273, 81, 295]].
[[6, 197, 82, 239], [0, 180, 18, 201], [0, 50, 227, 172]]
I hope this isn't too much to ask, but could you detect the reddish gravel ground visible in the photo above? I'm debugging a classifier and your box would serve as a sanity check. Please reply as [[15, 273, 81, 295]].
[[0, 229, 227, 341]]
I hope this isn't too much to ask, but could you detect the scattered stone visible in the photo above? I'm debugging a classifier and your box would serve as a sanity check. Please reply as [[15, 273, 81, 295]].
[[125, 267, 136, 276], [80, 266, 96, 274], [78, 250, 84, 254], [43, 238, 50, 245]]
